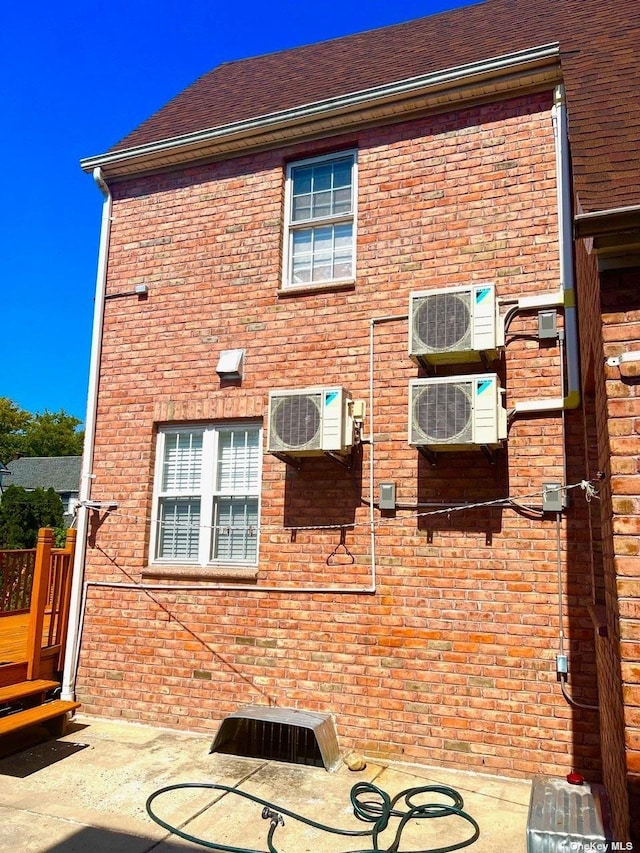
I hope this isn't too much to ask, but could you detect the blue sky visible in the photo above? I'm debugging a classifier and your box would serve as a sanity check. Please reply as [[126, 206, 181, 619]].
[[1, 0, 468, 424]]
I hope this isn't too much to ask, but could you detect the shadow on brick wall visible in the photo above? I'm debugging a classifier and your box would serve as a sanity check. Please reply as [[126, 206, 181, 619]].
[[415, 447, 507, 537], [564, 403, 603, 779], [282, 446, 363, 529]]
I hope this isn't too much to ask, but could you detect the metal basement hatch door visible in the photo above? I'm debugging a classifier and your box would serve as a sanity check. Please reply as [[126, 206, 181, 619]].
[[210, 707, 341, 771]]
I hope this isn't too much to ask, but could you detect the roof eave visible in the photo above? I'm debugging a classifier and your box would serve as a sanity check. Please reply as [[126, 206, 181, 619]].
[[81, 42, 561, 179], [574, 204, 640, 239], [575, 204, 640, 268]]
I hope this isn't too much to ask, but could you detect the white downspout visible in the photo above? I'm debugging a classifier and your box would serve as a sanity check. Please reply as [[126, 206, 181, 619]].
[[61, 167, 112, 700], [553, 84, 580, 410], [512, 84, 580, 415]]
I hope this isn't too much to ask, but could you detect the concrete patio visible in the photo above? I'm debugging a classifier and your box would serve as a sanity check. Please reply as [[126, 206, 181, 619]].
[[0, 715, 532, 852]]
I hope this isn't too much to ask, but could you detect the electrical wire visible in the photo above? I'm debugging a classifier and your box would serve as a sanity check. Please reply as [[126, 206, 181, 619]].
[[554, 511, 599, 712], [84, 478, 599, 537], [146, 779, 480, 853], [560, 678, 599, 712]]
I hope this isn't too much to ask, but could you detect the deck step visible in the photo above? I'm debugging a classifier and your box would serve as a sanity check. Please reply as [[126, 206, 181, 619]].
[[0, 680, 59, 705], [0, 700, 80, 737]]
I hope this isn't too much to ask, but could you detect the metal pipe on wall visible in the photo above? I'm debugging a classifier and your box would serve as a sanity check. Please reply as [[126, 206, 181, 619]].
[[61, 168, 112, 701]]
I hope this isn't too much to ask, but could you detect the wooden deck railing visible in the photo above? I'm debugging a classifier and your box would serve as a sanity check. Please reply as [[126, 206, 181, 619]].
[[0, 549, 37, 615], [26, 529, 77, 679]]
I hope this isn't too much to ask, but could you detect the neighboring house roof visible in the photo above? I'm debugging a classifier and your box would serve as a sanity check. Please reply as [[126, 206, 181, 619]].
[[91, 0, 639, 217], [1, 457, 82, 493]]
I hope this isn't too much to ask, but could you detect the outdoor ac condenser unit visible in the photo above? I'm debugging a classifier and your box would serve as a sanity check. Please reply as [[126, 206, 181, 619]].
[[409, 373, 507, 450], [268, 387, 354, 456], [409, 283, 502, 364]]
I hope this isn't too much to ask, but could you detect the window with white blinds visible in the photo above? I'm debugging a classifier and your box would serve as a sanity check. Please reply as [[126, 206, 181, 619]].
[[152, 423, 261, 566], [162, 431, 203, 491], [212, 429, 260, 562]]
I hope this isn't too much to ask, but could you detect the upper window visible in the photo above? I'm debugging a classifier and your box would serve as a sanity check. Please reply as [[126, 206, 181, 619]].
[[283, 151, 357, 288], [151, 423, 261, 566]]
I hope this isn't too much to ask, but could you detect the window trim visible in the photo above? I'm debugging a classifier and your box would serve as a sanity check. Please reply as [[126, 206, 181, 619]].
[[282, 149, 358, 290], [149, 421, 263, 570]]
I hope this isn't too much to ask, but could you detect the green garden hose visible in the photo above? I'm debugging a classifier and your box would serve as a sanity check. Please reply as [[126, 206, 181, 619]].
[[145, 779, 480, 853]]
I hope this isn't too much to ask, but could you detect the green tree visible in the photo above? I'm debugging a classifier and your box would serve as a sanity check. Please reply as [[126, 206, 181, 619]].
[[0, 397, 84, 462], [0, 398, 31, 464], [22, 410, 84, 457], [0, 486, 65, 549]]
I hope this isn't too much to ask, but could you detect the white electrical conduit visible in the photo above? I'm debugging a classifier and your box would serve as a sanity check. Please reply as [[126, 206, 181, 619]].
[[63, 312, 418, 693], [61, 303, 384, 699], [62, 88, 580, 696], [559, 335, 569, 491], [70, 315, 405, 601]]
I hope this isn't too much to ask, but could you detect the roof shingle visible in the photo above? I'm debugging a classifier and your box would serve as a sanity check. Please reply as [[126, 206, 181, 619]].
[[107, 0, 640, 215], [2, 457, 82, 493]]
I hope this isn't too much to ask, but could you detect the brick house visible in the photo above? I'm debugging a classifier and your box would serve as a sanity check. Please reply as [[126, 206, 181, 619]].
[[68, 0, 640, 841]]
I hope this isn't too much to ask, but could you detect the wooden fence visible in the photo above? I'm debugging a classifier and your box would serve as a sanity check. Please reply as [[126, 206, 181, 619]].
[[0, 549, 37, 614], [0, 529, 77, 679], [26, 528, 77, 678]]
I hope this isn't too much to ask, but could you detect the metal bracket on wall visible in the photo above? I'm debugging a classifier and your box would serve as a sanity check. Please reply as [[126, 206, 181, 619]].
[[324, 449, 355, 470], [417, 446, 437, 466], [480, 445, 498, 465], [272, 453, 303, 471], [479, 350, 493, 369], [416, 356, 436, 375], [272, 448, 356, 471]]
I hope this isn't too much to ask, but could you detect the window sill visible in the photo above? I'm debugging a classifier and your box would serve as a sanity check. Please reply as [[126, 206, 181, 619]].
[[142, 564, 259, 583], [278, 279, 356, 298]]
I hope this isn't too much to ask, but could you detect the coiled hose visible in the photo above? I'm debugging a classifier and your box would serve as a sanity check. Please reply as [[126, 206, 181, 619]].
[[146, 779, 480, 853]]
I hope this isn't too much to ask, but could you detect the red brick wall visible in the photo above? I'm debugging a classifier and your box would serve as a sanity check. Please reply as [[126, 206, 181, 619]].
[[574, 240, 629, 839], [76, 92, 601, 779], [599, 266, 640, 840]]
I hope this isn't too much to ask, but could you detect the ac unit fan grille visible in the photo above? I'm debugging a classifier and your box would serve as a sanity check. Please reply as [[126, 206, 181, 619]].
[[413, 382, 473, 444], [271, 394, 322, 451], [413, 292, 472, 353]]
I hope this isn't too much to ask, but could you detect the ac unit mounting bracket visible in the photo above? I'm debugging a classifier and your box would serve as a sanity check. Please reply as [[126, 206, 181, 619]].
[[415, 351, 494, 374], [324, 449, 355, 470], [415, 355, 436, 375], [417, 445, 500, 465], [479, 351, 493, 370], [272, 452, 304, 471], [417, 446, 438, 466], [480, 445, 499, 465], [272, 448, 357, 471]]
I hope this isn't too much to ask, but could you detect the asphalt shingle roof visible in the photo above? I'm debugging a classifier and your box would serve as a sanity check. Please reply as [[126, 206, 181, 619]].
[[2, 457, 82, 493], [108, 0, 640, 216]]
